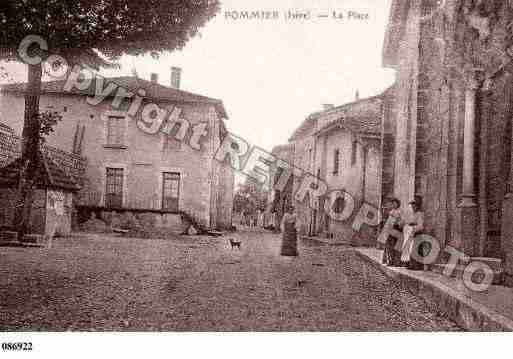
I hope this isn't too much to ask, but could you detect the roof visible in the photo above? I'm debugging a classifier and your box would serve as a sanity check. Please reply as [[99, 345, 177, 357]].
[[290, 86, 395, 142], [315, 116, 382, 138], [271, 143, 294, 153], [271, 143, 294, 162], [1, 76, 228, 119], [0, 150, 81, 191], [288, 116, 319, 142]]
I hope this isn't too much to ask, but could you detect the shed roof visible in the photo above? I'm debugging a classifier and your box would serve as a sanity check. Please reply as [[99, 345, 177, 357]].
[[0, 150, 80, 191]]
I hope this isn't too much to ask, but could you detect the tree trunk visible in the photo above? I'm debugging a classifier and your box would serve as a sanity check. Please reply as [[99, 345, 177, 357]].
[[14, 63, 42, 240]]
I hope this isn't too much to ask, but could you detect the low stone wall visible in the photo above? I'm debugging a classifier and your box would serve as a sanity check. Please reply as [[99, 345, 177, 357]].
[[353, 249, 513, 331], [78, 208, 187, 237]]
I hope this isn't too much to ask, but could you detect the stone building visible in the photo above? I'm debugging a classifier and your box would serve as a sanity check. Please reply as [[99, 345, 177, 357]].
[[312, 88, 395, 245], [0, 72, 234, 232], [288, 109, 320, 236], [282, 89, 395, 244], [383, 0, 513, 283], [268, 143, 295, 228]]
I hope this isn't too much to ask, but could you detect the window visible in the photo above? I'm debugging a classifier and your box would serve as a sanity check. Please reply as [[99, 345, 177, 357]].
[[106, 116, 125, 146], [162, 172, 180, 211], [105, 168, 123, 208], [333, 149, 339, 175], [351, 139, 358, 166]]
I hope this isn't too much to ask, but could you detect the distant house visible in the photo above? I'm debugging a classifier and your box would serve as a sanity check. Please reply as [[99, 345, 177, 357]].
[[287, 111, 320, 236], [287, 88, 395, 244], [0, 72, 234, 231], [312, 88, 395, 244], [267, 143, 295, 228]]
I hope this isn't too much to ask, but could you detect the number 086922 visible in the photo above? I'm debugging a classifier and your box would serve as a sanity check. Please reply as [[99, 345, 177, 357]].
[[2, 342, 33, 351]]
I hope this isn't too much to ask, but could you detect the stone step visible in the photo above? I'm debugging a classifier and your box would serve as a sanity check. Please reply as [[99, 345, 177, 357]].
[[431, 263, 503, 285]]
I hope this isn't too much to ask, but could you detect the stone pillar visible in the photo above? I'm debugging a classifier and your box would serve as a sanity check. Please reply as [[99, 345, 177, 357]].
[[502, 186, 513, 286], [478, 82, 492, 257], [457, 73, 480, 256], [461, 77, 479, 205], [501, 77, 513, 286]]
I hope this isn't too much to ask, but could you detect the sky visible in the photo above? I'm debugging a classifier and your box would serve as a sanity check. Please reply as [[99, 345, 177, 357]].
[[1, 0, 395, 153]]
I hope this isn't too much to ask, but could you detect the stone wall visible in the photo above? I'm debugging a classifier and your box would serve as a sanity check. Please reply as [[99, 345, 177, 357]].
[[384, 0, 513, 279], [45, 190, 73, 236], [315, 128, 381, 245], [0, 188, 47, 234], [291, 120, 317, 236], [268, 143, 295, 229]]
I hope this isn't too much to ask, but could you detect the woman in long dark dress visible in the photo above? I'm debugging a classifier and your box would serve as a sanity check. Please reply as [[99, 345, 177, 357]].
[[379, 198, 402, 266], [280, 205, 299, 257]]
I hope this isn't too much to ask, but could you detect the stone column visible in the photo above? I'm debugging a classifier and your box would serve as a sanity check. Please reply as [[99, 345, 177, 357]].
[[461, 76, 479, 206], [502, 157, 513, 286], [457, 72, 481, 256], [501, 75, 513, 286]]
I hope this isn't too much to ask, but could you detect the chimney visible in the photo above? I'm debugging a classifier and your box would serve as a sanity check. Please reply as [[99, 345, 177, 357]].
[[355, 90, 360, 101], [323, 104, 334, 111], [150, 73, 159, 84], [171, 67, 182, 89]]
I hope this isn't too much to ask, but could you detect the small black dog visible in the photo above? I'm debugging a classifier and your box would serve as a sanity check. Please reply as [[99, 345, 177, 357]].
[[228, 238, 241, 250]]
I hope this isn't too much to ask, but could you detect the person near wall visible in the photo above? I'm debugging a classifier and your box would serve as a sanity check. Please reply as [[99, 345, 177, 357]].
[[401, 195, 425, 269], [379, 198, 402, 266], [241, 210, 247, 227], [280, 205, 300, 257], [258, 209, 264, 228]]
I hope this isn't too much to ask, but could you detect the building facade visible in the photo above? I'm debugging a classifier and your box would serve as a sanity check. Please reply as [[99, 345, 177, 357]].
[[383, 0, 513, 283], [0, 74, 234, 231], [268, 143, 295, 228], [284, 89, 395, 245]]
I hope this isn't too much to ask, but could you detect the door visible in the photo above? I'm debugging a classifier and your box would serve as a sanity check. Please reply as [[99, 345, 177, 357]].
[[162, 172, 180, 212]]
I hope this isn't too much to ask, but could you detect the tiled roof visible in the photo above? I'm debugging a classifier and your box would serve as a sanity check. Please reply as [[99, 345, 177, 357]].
[[1, 76, 228, 119], [289, 117, 318, 141], [271, 143, 294, 153], [0, 122, 86, 190], [313, 85, 395, 137], [316, 116, 382, 138], [289, 85, 395, 142], [0, 150, 80, 191], [271, 143, 294, 162]]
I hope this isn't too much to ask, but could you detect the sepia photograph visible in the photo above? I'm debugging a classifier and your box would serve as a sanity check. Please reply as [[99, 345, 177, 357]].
[[0, 0, 512, 357]]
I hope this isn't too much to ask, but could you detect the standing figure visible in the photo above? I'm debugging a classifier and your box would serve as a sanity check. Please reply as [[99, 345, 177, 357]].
[[379, 198, 402, 266], [401, 195, 425, 268], [280, 205, 299, 257]]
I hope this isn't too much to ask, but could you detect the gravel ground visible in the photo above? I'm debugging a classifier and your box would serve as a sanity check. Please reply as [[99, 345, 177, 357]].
[[0, 229, 460, 331]]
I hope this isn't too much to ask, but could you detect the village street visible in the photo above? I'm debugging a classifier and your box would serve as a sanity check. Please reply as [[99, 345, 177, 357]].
[[0, 229, 460, 331]]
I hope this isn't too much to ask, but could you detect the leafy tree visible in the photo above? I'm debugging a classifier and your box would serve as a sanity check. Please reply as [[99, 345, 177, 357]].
[[0, 0, 220, 237]]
